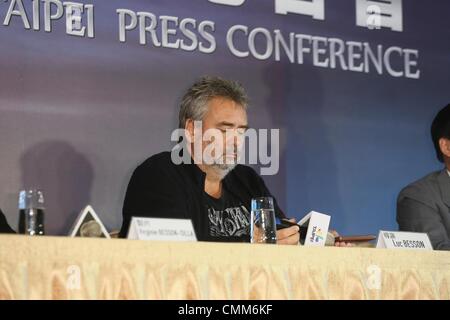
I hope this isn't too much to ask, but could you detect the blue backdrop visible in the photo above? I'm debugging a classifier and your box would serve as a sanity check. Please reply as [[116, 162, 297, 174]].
[[0, 0, 449, 236]]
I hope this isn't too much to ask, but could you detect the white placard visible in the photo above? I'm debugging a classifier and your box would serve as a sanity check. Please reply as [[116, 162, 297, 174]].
[[127, 217, 197, 242], [298, 211, 331, 247], [376, 230, 433, 250], [68, 205, 110, 238]]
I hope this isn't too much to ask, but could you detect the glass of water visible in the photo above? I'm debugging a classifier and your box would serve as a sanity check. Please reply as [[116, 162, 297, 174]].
[[18, 189, 45, 236], [250, 197, 277, 244]]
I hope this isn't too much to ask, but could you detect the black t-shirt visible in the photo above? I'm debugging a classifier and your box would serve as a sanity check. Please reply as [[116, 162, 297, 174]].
[[203, 185, 251, 242], [119, 151, 286, 241]]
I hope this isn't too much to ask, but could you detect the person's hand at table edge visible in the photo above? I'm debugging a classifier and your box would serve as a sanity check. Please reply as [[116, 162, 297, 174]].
[[330, 230, 354, 247], [277, 218, 300, 245]]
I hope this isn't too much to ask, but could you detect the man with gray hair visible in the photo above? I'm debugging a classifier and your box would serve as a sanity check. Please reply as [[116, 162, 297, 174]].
[[119, 76, 300, 244]]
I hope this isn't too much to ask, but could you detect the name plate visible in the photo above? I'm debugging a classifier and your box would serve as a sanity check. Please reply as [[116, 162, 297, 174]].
[[127, 217, 197, 242], [376, 230, 433, 250], [298, 211, 331, 247]]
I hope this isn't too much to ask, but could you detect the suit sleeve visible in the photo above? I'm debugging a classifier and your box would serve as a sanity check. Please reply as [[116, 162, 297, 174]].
[[397, 196, 450, 250]]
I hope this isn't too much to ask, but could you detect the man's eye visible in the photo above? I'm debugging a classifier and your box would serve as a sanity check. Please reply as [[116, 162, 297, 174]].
[[217, 128, 246, 135]]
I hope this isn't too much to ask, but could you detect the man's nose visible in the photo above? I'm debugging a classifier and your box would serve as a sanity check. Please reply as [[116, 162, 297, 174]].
[[225, 135, 237, 149]]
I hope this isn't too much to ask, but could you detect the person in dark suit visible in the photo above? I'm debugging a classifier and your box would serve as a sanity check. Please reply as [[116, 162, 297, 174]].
[[397, 104, 450, 250], [0, 208, 15, 234]]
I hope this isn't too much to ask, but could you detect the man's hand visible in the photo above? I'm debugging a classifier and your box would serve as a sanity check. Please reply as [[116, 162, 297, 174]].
[[330, 230, 353, 247], [277, 218, 300, 245]]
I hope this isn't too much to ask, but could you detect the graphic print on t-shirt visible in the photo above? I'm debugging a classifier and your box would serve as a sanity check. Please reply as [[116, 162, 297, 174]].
[[207, 206, 250, 237]]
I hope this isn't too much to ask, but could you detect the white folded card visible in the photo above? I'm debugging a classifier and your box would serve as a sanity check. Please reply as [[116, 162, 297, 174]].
[[376, 230, 433, 250], [127, 217, 197, 242], [298, 211, 331, 247], [68, 205, 110, 238]]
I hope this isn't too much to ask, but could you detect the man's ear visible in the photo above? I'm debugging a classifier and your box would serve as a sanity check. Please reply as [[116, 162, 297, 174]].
[[185, 119, 194, 143], [439, 138, 450, 159]]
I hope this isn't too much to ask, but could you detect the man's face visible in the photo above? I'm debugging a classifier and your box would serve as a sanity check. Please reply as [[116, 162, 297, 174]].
[[439, 137, 450, 164], [189, 97, 248, 172]]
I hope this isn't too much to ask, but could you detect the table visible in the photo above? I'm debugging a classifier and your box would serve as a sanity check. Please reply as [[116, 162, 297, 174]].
[[1, 235, 449, 299]]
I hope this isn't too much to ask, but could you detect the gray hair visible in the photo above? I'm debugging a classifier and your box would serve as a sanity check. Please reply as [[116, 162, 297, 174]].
[[178, 76, 249, 128]]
